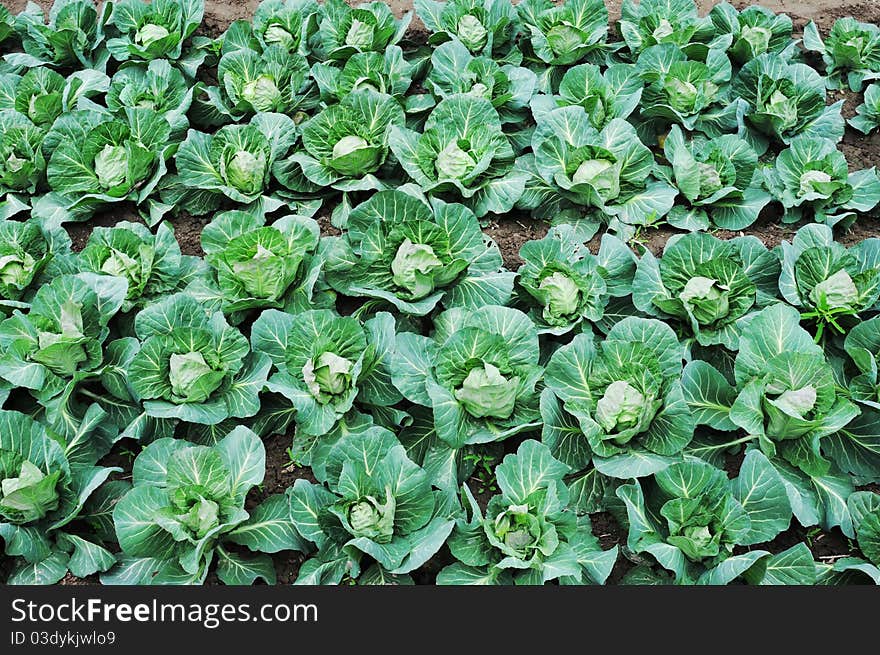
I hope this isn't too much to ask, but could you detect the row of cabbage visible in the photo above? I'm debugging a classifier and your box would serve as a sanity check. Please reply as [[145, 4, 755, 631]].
[[3, 205, 880, 585], [2, 0, 880, 237], [1, 0, 880, 586]]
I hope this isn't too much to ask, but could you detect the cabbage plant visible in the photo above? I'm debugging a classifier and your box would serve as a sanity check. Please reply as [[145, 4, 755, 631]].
[[11, 0, 112, 70], [276, 89, 404, 193], [633, 232, 780, 349], [127, 293, 270, 425], [732, 54, 845, 154], [0, 272, 126, 402], [516, 225, 635, 335], [0, 67, 111, 153], [712, 304, 864, 540], [543, 317, 693, 479], [78, 221, 204, 312], [392, 305, 542, 449], [0, 110, 46, 216], [0, 410, 119, 584], [415, 0, 521, 62], [0, 220, 55, 314], [106, 60, 194, 139], [2, 68, 65, 129], [777, 224, 880, 340], [251, 309, 400, 439], [196, 209, 322, 317], [389, 94, 526, 218], [830, 492, 880, 582], [439, 440, 617, 585], [850, 83, 880, 135], [251, 0, 321, 56], [763, 138, 880, 226], [316, 0, 411, 61], [830, 316, 880, 485], [617, 453, 797, 585], [682, 302, 868, 536], [519, 106, 675, 231], [709, 2, 796, 65], [529, 63, 643, 130], [43, 107, 174, 223], [844, 316, 880, 411], [289, 425, 454, 584], [636, 44, 734, 135], [617, 0, 716, 61], [728, 304, 858, 478], [105, 427, 304, 585], [207, 44, 313, 121], [323, 190, 514, 315], [424, 39, 536, 126], [165, 112, 298, 214], [106, 0, 204, 68], [659, 126, 770, 231], [805, 18, 880, 92], [0, 6, 13, 44], [517, 0, 611, 67], [311, 46, 413, 105]]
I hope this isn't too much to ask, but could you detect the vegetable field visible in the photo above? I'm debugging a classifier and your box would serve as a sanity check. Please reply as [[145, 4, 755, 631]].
[[1, 0, 880, 586]]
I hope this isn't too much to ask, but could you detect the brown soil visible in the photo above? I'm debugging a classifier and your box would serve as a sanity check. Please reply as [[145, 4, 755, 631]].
[[173, 212, 212, 256], [59, 572, 98, 585], [67, 209, 138, 252], [246, 432, 319, 584], [742, 524, 856, 567], [248, 432, 317, 509], [317, 213, 342, 237], [484, 216, 550, 268], [65, 204, 208, 255], [591, 511, 634, 584]]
